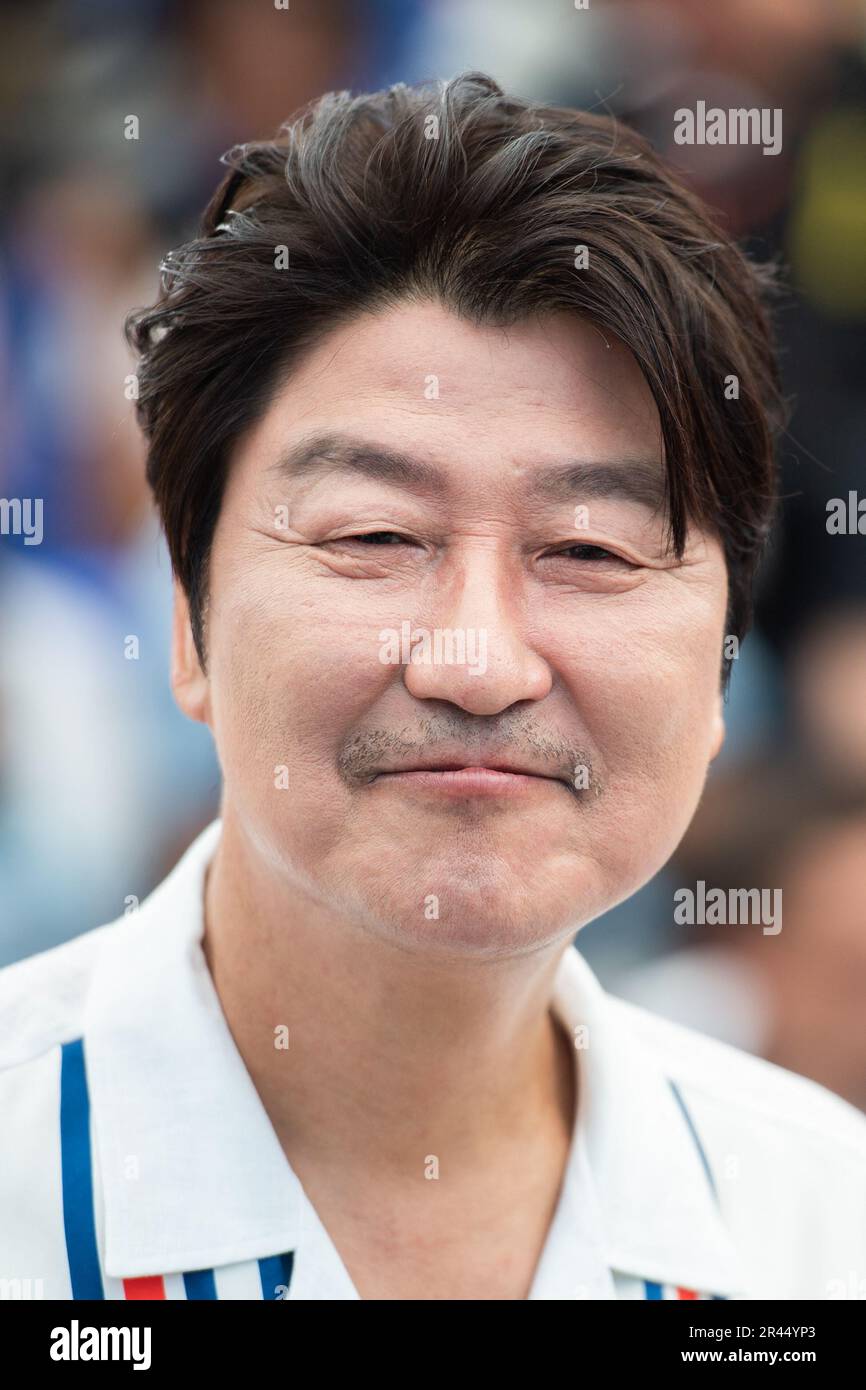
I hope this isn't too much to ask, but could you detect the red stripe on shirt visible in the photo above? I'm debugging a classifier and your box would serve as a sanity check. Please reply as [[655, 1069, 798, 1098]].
[[123, 1275, 166, 1300]]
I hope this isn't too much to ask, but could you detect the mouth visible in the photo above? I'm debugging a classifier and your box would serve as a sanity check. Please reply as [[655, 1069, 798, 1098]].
[[371, 761, 571, 799]]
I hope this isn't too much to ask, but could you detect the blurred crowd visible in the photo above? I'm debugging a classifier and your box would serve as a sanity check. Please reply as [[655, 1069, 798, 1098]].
[[1, 0, 864, 1110]]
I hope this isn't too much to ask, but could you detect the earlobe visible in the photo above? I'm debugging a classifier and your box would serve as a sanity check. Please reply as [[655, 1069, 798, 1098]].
[[170, 583, 210, 725]]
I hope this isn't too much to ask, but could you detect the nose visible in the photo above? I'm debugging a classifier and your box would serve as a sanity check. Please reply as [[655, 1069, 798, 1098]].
[[401, 543, 553, 716]]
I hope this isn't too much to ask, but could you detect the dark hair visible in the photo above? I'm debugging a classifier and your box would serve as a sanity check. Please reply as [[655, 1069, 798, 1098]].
[[124, 70, 788, 681]]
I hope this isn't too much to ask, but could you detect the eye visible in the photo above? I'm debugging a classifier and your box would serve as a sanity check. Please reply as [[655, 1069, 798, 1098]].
[[549, 543, 635, 566], [320, 530, 417, 552], [341, 531, 411, 546]]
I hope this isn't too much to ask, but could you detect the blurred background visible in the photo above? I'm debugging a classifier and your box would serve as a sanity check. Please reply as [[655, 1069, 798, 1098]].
[[1, 0, 864, 1111]]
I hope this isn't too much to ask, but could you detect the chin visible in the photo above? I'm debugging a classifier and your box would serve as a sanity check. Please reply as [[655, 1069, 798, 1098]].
[[351, 860, 599, 959]]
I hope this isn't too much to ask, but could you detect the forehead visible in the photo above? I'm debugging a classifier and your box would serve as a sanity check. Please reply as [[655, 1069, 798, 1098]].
[[231, 298, 663, 496]]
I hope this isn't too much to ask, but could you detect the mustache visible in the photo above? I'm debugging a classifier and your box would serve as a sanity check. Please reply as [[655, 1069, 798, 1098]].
[[336, 713, 599, 797]]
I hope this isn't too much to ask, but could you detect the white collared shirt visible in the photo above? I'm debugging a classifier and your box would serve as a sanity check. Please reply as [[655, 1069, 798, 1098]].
[[1, 820, 864, 1301]]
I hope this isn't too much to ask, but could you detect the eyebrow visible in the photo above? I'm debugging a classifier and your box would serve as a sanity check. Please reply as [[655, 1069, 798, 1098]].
[[266, 432, 668, 511]]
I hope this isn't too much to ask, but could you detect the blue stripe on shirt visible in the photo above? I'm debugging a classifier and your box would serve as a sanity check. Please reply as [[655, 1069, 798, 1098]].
[[59, 1037, 104, 1299], [183, 1267, 218, 1300], [258, 1251, 295, 1300]]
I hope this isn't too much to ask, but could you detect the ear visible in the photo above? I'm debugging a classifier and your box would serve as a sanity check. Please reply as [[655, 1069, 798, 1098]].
[[171, 581, 210, 725], [708, 689, 726, 762]]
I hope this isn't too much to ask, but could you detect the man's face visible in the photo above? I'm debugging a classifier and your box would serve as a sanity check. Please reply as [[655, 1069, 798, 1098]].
[[177, 300, 727, 955]]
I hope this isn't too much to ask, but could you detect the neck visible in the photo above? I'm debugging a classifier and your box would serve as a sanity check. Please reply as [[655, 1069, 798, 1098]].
[[202, 807, 577, 1184]]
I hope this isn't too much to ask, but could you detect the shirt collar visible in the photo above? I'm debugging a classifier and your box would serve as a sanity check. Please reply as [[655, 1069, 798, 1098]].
[[551, 943, 744, 1296], [84, 818, 744, 1295]]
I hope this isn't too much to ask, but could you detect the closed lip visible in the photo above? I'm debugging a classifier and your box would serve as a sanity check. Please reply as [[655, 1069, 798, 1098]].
[[373, 757, 565, 783]]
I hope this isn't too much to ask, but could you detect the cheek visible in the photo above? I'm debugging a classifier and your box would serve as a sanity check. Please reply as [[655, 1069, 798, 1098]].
[[205, 560, 393, 795], [549, 585, 726, 873]]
